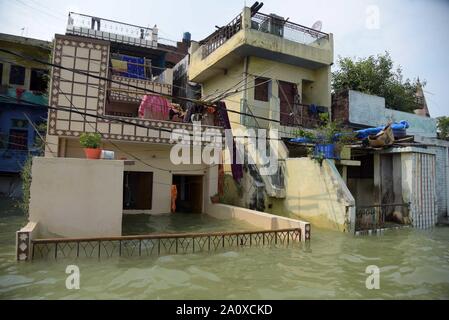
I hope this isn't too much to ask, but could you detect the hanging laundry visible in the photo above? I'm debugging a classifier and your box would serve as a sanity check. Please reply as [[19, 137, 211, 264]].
[[111, 54, 146, 79], [138, 94, 171, 120], [215, 101, 243, 182], [111, 59, 128, 73]]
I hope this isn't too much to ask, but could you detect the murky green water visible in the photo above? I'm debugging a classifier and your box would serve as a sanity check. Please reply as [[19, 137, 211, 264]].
[[1, 204, 449, 299]]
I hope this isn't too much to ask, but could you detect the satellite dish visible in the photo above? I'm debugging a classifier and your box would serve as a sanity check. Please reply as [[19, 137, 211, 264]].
[[311, 20, 322, 31]]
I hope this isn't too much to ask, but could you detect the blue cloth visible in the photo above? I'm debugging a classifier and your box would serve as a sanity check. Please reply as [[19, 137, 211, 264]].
[[118, 55, 145, 79], [355, 121, 409, 139], [290, 137, 313, 143], [308, 104, 318, 114]]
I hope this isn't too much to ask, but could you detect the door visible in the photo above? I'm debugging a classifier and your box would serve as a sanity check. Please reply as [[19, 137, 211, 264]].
[[278, 81, 296, 126]]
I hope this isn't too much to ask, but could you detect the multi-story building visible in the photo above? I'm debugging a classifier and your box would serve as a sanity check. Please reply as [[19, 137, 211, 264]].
[[188, 5, 338, 219], [189, 5, 333, 133], [41, 13, 224, 223], [0, 33, 50, 197]]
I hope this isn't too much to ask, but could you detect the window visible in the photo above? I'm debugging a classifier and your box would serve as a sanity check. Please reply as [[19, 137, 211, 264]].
[[8, 129, 28, 150], [254, 77, 270, 102], [0, 63, 3, 85], [30, 69, 48, 92], [9, 65, 26, 85]]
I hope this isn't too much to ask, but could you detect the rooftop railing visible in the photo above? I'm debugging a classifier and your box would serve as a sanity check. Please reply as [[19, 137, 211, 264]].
[[199, 9, 329, 59], [66, 12, 158, 48], [251, 12, 329, 45], [201, 13, 242, 58]]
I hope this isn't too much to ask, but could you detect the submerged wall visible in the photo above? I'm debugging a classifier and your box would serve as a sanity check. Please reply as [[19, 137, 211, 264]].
[[282, 158, 355, 232], [29, 157, 124, 238]]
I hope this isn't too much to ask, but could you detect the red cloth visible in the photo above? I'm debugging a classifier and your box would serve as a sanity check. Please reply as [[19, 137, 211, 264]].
[[138, 94, 171, 120]]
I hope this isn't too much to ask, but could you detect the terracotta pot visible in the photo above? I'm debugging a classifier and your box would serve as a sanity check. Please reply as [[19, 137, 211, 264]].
[[84, 148, 102, 159], [210, 195, 220, 204]]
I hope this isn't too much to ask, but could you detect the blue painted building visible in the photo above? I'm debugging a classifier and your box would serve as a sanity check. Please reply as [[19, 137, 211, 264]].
[[0, 33, 50, 197]]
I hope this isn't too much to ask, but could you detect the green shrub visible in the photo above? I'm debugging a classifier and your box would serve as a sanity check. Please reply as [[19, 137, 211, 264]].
[[79, 132, 101, 148]]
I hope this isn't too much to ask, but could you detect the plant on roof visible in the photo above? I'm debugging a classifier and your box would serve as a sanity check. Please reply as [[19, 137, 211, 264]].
[[79, 132, 102, 149]]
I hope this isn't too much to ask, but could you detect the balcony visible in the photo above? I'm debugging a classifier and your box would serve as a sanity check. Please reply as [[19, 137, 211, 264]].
[[66, 12, 158, 49], [189, 7, 333, 82]]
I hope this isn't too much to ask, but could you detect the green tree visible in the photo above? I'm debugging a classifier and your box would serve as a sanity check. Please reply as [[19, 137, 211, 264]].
[[332, 52, 422, 113], [437, 116, 449, 140]]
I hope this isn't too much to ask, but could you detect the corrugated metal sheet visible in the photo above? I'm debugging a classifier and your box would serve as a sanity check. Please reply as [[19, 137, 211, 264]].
[[411, 153, 437, 228], [432, 146, 448, 217]]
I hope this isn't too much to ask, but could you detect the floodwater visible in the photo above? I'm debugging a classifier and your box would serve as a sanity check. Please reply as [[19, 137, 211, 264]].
[[1, 202, 449, 299]]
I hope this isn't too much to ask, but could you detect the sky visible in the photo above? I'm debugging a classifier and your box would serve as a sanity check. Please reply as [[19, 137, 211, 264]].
[[0, 0, 448, 117]]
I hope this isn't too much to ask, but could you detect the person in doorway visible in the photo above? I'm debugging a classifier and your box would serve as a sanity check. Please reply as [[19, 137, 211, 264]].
[[171, 184, 178, 213]]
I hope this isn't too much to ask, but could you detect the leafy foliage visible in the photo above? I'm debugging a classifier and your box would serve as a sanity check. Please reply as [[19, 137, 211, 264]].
[[437, 116, 449, 140], [19, 123, 47, 215], [79, 132, 102, 148], [332, 52, 422, 113]]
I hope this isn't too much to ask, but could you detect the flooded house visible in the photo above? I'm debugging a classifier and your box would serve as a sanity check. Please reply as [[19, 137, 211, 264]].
[[188, 4, 341, 228], [0, 34, 50, 197], [15, 12, 310, 261], [332, 89, 449, 234], [185, 4, 448, 234]]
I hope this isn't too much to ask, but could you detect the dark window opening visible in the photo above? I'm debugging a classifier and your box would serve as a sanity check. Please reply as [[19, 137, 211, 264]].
[[172, 175, 203, 213], [9, 65, 26, 85], [348, 154, 374, 179], [30, 69, 48, 92], [254, 77, 270, 102], [8, 129, 28, 150], [123, 171, 153, 210], [0, 63, 3, 85]]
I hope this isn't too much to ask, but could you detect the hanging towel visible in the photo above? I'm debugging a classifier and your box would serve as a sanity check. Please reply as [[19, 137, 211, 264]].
[[216, 101, 243, 182], [111, 59, 128, 73]]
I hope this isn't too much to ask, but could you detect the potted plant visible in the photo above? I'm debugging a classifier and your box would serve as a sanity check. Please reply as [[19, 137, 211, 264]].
[[79, 132, 102, 159], [210, 193, 220, 204], [293, 114, 356, 161]]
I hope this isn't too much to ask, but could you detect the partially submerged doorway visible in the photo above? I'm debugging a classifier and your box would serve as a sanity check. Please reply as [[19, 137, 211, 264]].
[[172, 175, 203, 213], [123, 171, 153, 210]]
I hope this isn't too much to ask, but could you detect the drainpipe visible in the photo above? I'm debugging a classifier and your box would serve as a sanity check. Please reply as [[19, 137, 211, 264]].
[[241, 56, 249, 124]]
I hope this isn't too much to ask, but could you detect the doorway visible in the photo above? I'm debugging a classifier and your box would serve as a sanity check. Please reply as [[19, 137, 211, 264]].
[[172, 175, 203, 213], [278, 80, 296, 126], [123, 171, 153, 210]]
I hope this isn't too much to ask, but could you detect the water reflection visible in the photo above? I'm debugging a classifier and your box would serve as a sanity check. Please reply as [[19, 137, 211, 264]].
[[1, 210, 448, 299]]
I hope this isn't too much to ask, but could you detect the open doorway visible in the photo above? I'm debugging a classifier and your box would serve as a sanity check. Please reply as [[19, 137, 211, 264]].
[[123, 171, 153, 210], [172, 175, 203, 213]]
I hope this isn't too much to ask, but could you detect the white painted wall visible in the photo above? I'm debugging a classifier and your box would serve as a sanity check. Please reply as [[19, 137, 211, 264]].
[[29, 157, 124, 238], [348, 90, 437, 137]]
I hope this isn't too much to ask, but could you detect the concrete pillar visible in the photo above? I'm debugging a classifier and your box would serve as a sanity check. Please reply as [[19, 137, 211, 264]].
[[373, 153, 381, 205], [242, 6, 251, 30]]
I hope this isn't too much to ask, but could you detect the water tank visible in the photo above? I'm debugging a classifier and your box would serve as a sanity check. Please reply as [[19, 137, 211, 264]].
[[183, 32, 191, 43]]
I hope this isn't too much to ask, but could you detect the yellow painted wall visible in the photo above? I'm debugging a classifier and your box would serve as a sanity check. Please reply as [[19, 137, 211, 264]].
[[282, 158, 355, 232], [0, 39, 50, 90]]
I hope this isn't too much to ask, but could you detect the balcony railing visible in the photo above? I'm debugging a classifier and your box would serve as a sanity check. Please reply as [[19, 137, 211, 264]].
[[201, 13, 242, 58], [251, 12, 329, 45], [280, 103, 328, 128], [355, 203, 411, 232], [66, 12, 158, 48]]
